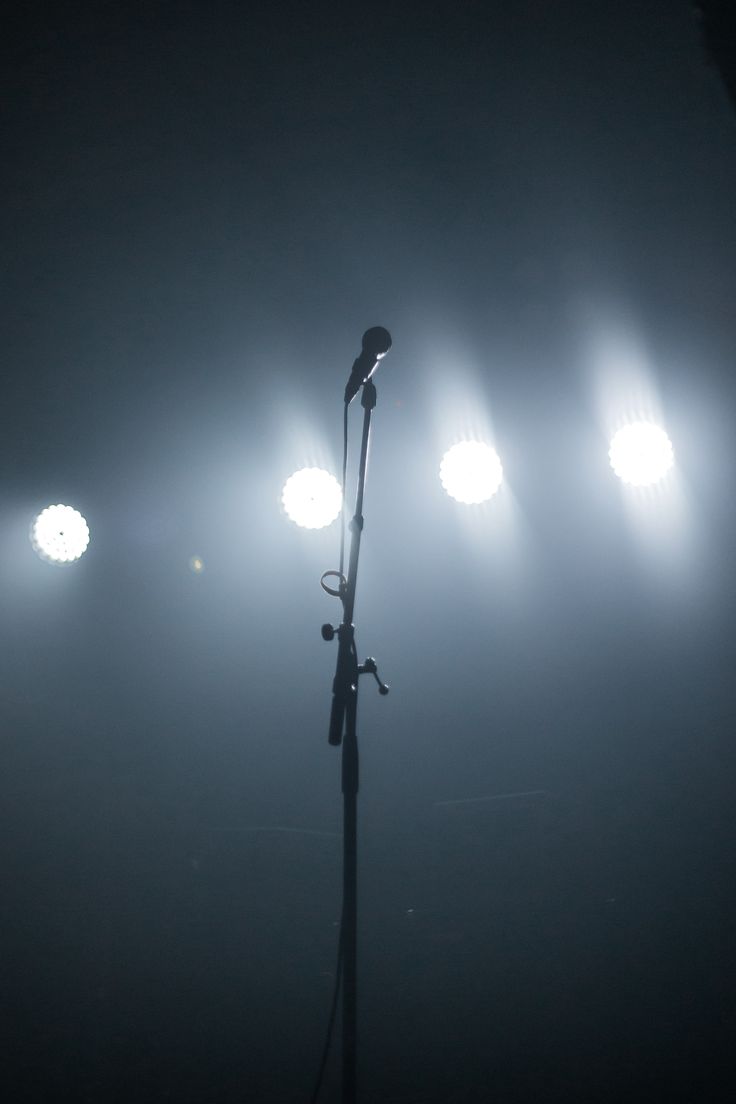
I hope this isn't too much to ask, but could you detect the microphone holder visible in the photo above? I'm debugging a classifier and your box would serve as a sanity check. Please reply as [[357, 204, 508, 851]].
[[321, 377, 388, 1104]]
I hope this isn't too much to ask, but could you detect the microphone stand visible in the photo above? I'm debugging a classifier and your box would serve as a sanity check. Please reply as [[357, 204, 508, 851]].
[[321, 377, 388, 1104]]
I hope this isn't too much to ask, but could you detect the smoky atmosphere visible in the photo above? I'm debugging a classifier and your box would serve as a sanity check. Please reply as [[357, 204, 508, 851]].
[[3, 2, 736, 1102]]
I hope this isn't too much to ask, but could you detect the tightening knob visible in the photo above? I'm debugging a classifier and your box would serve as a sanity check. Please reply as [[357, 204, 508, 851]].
[[321, 623, 336, 641]]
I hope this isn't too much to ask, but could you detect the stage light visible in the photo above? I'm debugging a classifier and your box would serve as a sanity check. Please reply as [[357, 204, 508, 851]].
[[608, 422, 674, 487], [439, 441, 503, 504], [31, 504, 90, 564], [281, 468, 342, 529]]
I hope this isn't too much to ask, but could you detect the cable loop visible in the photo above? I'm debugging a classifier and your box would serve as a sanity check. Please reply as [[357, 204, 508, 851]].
[[320, 570, 346, 598]]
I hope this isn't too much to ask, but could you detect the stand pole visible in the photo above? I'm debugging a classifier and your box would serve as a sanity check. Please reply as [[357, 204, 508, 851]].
[[323, 378, 384, 1104], [342, 691, 358, 1104]]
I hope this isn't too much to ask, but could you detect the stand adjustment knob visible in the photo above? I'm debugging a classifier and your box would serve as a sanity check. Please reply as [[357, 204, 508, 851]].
[[321, 623, 336, 641]]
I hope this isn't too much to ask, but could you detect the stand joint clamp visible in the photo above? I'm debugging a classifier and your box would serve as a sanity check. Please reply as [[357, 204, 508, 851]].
[[358, 656, 390, 696]]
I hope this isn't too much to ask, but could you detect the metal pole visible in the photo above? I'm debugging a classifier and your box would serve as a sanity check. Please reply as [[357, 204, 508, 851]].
[[342, 689, 359, 1104], [323, 378, 383, 1103]]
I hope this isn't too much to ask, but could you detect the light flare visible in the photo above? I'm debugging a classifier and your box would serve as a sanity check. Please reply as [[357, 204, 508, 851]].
[[439, 441, 503, 504], [31, 504, 90, 563], [608, 422, 674, 487], [281, 468, 342, 529]]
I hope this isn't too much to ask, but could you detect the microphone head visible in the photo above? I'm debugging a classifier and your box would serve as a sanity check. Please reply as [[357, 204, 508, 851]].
[[362, 326, 392, 360]]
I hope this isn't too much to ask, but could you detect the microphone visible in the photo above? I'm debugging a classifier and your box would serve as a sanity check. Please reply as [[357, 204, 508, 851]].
[[344, 327, 392, 404]]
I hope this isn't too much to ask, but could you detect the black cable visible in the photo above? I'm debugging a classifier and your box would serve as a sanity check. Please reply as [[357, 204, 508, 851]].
[[320, 401, 350, 600], [309, 393, 359, 1100], [310, 399, 352, 1102], [338, 400, 349, 588], [309, 909, 344, 1103]]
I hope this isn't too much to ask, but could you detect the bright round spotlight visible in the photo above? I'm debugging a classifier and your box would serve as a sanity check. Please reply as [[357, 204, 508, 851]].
[[281, 468, 342, 529], [31, 504, 90, 564], [608, 422, 674, 487], [440, 441, 503, 504]]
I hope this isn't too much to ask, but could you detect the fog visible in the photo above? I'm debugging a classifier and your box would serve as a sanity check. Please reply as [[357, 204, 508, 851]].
[[3, 2, 735, 1101]]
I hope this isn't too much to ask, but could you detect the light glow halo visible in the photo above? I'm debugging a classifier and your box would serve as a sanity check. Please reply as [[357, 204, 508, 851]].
[[608, 422, 674, 487], [439, 441, 503, 504], [31, 504, 90, 563], [281, 467, 342, 529]]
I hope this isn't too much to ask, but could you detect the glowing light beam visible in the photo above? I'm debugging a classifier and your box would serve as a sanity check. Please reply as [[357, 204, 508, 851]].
[[31, 504, 90, 564], [439, 441, 503, 504], [281, 468, 342, 529], [608, 422, 674, 487]]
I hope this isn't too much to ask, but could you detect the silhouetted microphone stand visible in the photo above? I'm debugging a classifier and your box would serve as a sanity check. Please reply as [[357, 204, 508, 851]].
[[320, 327, 391, 1104]]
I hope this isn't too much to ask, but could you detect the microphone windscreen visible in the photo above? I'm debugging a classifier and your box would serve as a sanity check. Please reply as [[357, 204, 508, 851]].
[[361, 327, 392, 359]]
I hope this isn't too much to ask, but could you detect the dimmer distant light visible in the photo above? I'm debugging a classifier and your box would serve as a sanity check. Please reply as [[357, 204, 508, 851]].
[[439, 441, 503, 504], [608, 422, 674, 487], [31, 504, 90, 563], [281, 468, 342, 529]]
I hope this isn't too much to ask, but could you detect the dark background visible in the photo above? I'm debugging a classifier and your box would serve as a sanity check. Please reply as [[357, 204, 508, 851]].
[[2, 2, 735, 1101]]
